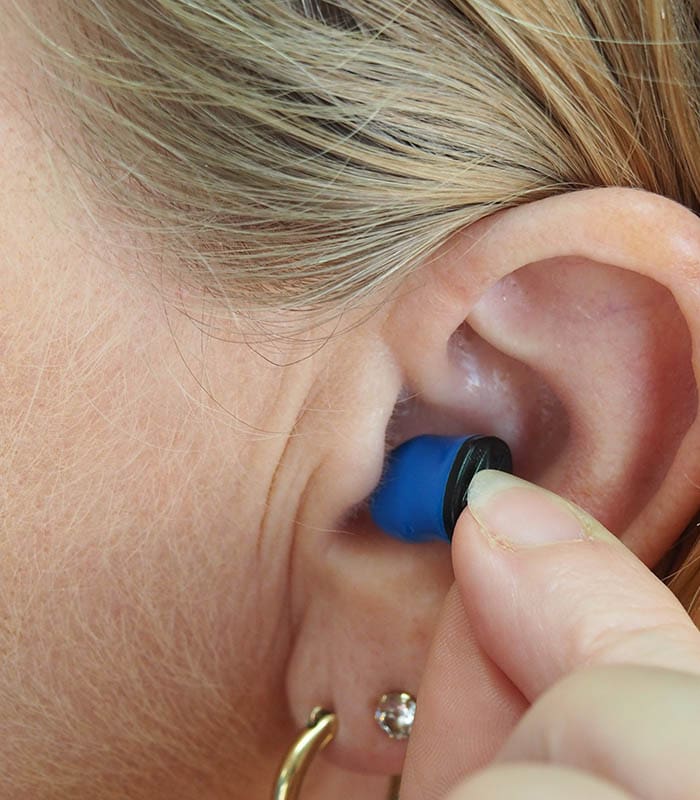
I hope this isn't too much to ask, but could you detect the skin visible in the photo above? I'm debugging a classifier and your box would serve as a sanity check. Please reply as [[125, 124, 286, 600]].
[[405, 471, 700, 799], [1, 27, 390, 799], [3, 9, 700, 800]]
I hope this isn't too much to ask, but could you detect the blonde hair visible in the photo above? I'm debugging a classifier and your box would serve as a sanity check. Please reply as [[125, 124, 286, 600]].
[[14, 1, 700, 607]]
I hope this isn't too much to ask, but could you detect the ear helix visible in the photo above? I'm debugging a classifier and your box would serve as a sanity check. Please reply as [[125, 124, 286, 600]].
[[368, 435, 513, 543]]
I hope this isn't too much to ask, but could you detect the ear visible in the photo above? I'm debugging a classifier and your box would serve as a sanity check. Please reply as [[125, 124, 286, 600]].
[[382, 187, 700, 563], [286, 187, 700, 778]]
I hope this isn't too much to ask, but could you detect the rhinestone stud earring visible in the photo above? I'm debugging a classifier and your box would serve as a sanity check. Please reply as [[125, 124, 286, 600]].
[[374, 691, 417, 740]]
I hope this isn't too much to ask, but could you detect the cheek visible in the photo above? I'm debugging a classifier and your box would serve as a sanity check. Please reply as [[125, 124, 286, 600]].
[[0, 76, 302, 795], [0, 276, 278, 795]]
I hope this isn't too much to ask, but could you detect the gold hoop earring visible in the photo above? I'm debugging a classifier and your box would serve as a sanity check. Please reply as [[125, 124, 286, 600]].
[[272, 707, 337, 800], [271, 708, 403, 799]]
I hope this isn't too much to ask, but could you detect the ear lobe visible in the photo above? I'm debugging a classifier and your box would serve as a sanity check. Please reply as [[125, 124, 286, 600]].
[[286, 531, 454, 775], [385, 187, 700, 567]]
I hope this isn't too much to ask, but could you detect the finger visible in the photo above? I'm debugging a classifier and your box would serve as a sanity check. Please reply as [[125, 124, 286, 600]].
[[446, 761, 634, 800], [453, 470, 700, 703], [496, 664, 700, 800], [400, 585, 528, 800]]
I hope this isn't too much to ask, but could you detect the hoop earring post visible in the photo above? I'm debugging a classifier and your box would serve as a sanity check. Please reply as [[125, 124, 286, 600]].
[[388, 774, 402, 798]]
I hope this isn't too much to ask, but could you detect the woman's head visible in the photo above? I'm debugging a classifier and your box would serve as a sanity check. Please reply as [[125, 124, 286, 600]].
[[2, 0, 700, 797]]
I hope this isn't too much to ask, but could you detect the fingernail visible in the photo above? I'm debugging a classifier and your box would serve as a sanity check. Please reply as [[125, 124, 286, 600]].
[[467, 470, 590, 548]]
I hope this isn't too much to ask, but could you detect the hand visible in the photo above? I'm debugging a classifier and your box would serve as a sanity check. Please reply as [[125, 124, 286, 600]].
[[401, 471, 700, 800]]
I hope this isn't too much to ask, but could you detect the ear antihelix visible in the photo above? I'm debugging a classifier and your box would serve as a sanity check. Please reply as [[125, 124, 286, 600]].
[[368, 434, 513, 543]]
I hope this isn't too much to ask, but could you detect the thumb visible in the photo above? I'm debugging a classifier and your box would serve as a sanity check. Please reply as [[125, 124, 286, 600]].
[[453, 470, 700, 703]]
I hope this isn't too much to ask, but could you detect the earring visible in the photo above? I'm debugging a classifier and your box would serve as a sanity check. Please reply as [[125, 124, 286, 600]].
[[272, 707, 336, 800], [272, 693, 416, 799], [375, 691, 417, 740]]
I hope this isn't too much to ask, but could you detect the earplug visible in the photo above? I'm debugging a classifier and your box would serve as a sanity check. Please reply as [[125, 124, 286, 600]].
[[369, 434, 513, 543]]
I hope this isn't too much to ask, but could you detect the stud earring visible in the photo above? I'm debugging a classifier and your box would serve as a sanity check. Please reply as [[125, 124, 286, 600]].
[[374, 690, 417, 740]]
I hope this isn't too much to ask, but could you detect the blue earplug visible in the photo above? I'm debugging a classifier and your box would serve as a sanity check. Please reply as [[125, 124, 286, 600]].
[[369, 434, 513, 543]]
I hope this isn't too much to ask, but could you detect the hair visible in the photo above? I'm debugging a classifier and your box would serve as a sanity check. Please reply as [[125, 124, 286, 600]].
[[12, 1, 700, 608]]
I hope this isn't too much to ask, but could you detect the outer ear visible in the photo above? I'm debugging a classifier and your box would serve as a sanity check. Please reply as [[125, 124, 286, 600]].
[[286, 186, 700, 778], [383, 186, 700, 565]]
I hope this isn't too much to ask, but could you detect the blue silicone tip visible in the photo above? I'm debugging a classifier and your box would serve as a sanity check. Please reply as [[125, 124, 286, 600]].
[[368, 434, 512, 544]]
